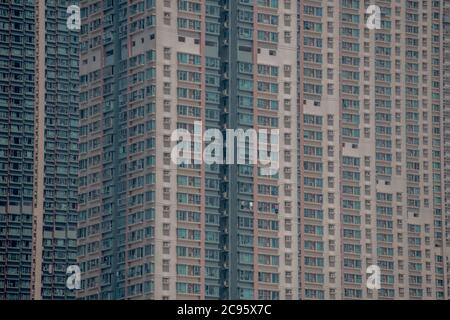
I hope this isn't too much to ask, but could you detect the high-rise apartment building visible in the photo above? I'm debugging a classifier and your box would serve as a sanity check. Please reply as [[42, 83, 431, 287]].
[[3, 0, 448, 302], [77, 0, 298, 300], [443, 0, 450, 299], [299, 0, 449, 299], [0, 1, 79, 299]]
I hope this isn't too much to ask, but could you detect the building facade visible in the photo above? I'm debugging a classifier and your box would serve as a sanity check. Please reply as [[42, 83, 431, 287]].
[[443, 0, 450, 299], [299, 0, 449, 299], [0, 1, 79, 299], [2, 0, 449, 301], [77, 0, 298, 299]]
